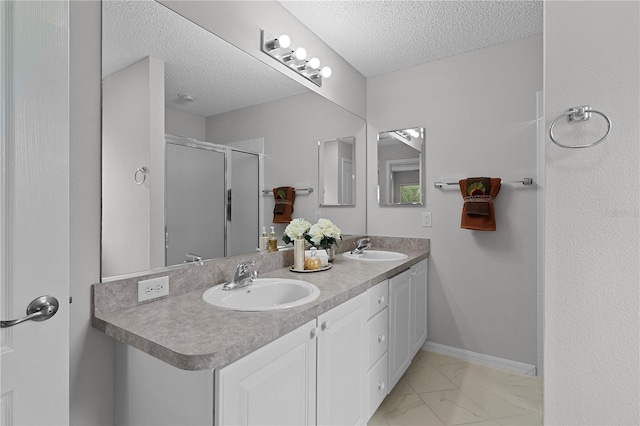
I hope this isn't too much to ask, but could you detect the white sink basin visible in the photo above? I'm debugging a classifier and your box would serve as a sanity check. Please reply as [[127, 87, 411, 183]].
[[342, 250, 408, 261], [202, 278, 320, 311]]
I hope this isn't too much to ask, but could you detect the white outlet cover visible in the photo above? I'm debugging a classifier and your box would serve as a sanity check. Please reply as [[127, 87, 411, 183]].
[[138, 276, 169, 302], [422, 212, 432, 227]]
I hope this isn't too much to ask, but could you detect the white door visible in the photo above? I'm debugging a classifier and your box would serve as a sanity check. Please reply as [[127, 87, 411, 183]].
[[0, 1, 69, 425]]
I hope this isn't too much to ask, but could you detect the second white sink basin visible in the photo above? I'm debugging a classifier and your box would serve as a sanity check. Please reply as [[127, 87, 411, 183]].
[[202, 278, 320, 311], [343, 250, 408, 261]]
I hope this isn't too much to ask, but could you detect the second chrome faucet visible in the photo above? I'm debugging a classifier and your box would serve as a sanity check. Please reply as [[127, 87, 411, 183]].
[[223, 260, 258, 291]]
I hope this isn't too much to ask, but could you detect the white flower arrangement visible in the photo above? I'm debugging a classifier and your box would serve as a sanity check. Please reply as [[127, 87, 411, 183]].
[[308, 218, 341, 249], [282, 218, 312, 245]]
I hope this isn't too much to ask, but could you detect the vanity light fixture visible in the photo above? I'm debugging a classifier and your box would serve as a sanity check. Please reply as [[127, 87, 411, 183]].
[[261, 30, 332, 87]]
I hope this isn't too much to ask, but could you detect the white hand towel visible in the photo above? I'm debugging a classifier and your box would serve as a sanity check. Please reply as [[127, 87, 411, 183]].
[[305, 249, 329, 266]]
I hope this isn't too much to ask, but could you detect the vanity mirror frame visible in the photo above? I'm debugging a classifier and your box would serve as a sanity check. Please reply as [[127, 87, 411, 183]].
[[377, 126, 426, 206], [318, 136, 356, 207]]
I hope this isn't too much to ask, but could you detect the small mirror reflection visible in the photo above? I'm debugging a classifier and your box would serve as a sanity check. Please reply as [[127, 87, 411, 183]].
[[377, 127, 425, 206], [319, 136, 356, 206]]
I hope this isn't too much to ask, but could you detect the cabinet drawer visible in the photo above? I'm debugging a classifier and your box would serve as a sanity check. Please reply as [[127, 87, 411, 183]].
[[368, 307, 388, 368], [366, 352, 389, 421], [367, 280, 389, 319]]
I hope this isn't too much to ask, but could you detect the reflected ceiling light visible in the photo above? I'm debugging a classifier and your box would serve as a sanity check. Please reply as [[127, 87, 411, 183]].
[[178, 93, 195, 102], [406, 129, 420, 138], [261, 29, 332, 87]]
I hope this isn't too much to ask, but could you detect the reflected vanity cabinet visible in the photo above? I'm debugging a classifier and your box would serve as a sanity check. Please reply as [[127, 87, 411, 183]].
[[389, 259, 429, 389]]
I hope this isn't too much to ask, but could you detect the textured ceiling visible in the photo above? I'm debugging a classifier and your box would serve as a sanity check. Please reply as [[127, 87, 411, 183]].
[[102, 0, 308, 118], [279, 0, 543, 77]]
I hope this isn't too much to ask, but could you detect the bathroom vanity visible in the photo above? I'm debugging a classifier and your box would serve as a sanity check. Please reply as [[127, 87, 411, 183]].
[[93, 236, 429, 425]]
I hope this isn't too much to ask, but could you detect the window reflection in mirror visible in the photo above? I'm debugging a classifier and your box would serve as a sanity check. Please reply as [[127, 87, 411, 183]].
[[319, 137, 355, 206], [377, 127, 425, 206]]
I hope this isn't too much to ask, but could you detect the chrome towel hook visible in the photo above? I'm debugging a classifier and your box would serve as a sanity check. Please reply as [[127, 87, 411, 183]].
[[549, 105, 612, 149], [134, 167, 147, 185]]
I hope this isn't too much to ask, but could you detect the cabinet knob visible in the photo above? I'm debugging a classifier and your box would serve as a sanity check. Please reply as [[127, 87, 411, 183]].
[[310, 328, 318, 339], [378, 334, 386, 343], [378, 296, 385, 304], [321, 320, 331, 331], [378, 382, 385, 391]]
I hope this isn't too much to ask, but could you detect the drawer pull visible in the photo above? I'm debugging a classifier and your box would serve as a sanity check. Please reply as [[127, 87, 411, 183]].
[[378, 296, 385, 304], [378, 334, 386, 343], [378, 382, 385, 391], [321, 320, 331, 331]]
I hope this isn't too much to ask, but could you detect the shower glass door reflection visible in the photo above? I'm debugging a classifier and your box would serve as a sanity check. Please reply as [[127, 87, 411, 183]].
[[165, 142, 226, 265], [165, 138, 261, 266]]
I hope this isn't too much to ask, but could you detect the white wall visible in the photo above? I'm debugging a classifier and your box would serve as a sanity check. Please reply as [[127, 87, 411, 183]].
[[102, 57, 165, 278], [69, 1, 113, 424], [544, 2, 640, 424], [165, 107, 206, 141], [206, 91, 366, 240], [367, 35, 542, 367], [159, 0, 366, 119]]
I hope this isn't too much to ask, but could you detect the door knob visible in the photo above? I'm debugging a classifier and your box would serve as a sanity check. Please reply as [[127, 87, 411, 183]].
[[1, 295, 59, 328]]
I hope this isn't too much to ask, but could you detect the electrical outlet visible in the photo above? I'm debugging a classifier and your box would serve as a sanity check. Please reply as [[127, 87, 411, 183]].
[[138, 276, 169, 302], [422, 212, 432, 227]]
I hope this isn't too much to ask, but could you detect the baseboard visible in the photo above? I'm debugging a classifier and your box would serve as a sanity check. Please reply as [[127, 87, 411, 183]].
[[422, 341, 537, 376]]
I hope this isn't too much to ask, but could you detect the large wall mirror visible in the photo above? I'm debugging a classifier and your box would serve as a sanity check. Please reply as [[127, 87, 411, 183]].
[[101, 0, 366, 279], [319, 136, 356, 206], [377, 127, 425, 206]]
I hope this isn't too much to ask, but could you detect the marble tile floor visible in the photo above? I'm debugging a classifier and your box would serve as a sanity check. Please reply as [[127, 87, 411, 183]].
[[369, 351, 543, 426]]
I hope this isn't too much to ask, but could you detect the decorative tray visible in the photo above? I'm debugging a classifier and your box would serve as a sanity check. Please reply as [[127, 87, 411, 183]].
[[289, 264, 332, 273]]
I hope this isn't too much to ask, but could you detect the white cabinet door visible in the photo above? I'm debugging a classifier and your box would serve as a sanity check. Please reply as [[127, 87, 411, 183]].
[[317, 292, 367, 426], [216, 319, 317, 426], [411, 259, 428, 356], [389, 268, 413, 389]]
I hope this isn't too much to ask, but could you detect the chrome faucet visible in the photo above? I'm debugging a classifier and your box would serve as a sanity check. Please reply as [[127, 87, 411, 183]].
[[223, 260, 258, 290], [185, 252, 203, 265], [351, 238, 371, 255]]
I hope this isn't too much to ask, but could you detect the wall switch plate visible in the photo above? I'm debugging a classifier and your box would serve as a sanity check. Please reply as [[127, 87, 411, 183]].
[[138, 276, 169, 302], [422, 212, 432, 227]]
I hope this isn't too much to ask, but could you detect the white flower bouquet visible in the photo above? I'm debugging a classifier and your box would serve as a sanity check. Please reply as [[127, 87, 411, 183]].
[[308, 218, 341, 250], [282, 218, 312, 245]]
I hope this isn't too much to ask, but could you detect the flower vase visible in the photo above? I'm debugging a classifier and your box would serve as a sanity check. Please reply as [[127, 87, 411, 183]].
[[325, 245, 335, 262]]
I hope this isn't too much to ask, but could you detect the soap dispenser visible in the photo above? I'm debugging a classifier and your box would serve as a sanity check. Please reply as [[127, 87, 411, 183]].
[[268, 226, 278, 252], [259, 227, 268, 251]]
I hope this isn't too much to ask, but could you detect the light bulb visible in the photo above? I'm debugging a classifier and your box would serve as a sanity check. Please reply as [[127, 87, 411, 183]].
[[294, 47, 307, 61], [320, 66, 332, 78], [278, 34, 291, 49], [308, 57, 320, 70]]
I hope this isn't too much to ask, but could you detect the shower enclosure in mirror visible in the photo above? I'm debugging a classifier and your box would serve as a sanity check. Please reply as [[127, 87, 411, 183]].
[[319, 136, 356, 206], [101, 0, 367, 279], [377, 127, 425, 206]]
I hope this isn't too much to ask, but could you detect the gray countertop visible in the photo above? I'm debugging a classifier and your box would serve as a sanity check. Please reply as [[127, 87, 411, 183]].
[[93, 239, 429, 371]]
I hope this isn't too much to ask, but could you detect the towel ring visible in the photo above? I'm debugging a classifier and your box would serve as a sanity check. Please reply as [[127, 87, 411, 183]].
[[134, 167, 147, 185], [549, 105, 612, 149]]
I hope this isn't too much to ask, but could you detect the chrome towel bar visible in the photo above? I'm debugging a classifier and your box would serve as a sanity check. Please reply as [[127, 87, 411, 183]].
[[261, 187, 314, 195], [434, 178, 533, 189]]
